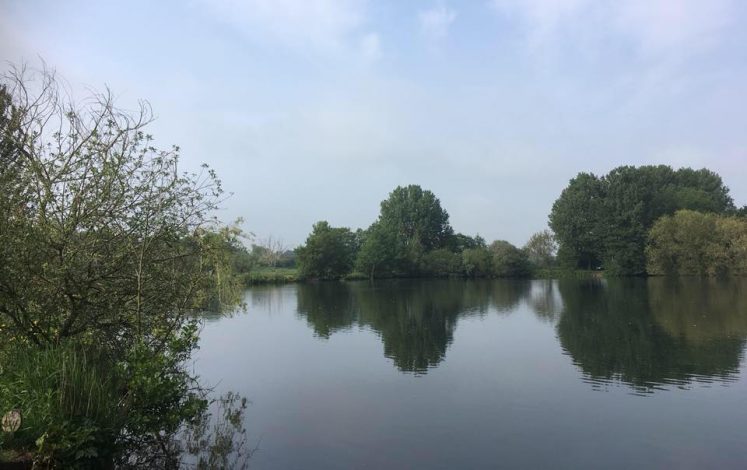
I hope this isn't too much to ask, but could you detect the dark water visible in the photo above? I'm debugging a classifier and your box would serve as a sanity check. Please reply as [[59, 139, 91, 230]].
[[195, 278, 747, 469]]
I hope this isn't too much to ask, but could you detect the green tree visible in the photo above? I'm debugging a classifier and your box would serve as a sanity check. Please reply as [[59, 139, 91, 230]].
[[489, 240, 531, 277], [549, 173, 606, 270], [523, 230, 557, 269], [355, 222, 400, 279], [0, 66, 241, 351], [550, 165, 735, 275], [646, 210, 747, 276], [420, 248, 462, 277], [462, 247, 492, 277], [378, 185, 454, 252], [0, 65, 245, 466], [296, 221, 357, 279]]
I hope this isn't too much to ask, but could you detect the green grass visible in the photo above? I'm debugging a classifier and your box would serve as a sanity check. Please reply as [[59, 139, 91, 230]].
[[245, 267, 299, 284]]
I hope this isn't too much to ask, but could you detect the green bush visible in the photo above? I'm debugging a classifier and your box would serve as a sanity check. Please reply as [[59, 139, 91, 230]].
[[0, 345, 122, 468]]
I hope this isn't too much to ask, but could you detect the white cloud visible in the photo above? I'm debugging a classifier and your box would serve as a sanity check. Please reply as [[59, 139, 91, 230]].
[[615, 0, 735, 54], [489, 0, 736, 54], [419, 4, 457, 40], [195, 0, 367, 53]]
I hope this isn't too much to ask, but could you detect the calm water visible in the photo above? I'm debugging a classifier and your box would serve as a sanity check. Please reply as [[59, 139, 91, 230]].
[[195, 278, 747, 469]]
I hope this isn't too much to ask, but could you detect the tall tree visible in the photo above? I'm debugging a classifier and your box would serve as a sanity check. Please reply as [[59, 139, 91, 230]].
[[550, 165, 735, 275], [549, 173, 606, 270], [378, 185, 454, 252]]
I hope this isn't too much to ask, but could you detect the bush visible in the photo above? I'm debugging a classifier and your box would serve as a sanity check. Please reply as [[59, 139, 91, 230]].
[[420, 249, 462, 277], [0, 345, 122, 468]]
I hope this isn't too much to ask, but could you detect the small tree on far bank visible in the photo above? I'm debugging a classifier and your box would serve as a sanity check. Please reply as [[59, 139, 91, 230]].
[[296, 221, 357, 279], [490, 240, 531, 277], [523, 230, 557, 269]]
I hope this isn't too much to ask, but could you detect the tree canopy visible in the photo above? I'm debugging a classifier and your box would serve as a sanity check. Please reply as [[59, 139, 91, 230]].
[[646, 210, 747, 276], [549, 165, 735, 275], [296, 221, 357, 279]]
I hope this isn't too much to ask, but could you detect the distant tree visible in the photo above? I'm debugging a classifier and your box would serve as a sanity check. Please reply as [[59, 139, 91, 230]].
[[646, 210, 747, 276], [355, 222, 400, 279], [523, 230, 557, 269], [254, 235, 287, 267], [550, 165, 735, 275], [462, 247, 492, 277], [549, 172, 606, 270], [378, 185, 454, 252], [296, 221, 357, 279], [447, 232, 486, 253], [489, 240, 532, 277], [420, 248, 462, 277]]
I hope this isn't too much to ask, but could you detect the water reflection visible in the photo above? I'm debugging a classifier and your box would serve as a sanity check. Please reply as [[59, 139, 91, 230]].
[[296, 280, 530, 373], [557, 278, 746, 393], [290, 278, 747, 391]]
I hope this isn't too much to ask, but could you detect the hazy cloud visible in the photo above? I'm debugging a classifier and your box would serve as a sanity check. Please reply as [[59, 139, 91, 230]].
[[359, 32, 382, 63], [489, 0, 736, 55], [419, 3, 457, 40], [195, 0, 368, 53]]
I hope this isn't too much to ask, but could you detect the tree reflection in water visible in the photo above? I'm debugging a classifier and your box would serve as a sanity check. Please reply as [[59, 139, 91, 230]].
[[556, 278, 746, 392], [295, 278, 747, 392]]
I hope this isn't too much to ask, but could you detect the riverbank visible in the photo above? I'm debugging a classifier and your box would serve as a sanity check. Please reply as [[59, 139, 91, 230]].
[[244, 267, 602, 285]]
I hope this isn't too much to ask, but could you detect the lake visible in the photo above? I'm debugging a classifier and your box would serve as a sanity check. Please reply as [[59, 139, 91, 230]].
[[195, 278, 747, 469]]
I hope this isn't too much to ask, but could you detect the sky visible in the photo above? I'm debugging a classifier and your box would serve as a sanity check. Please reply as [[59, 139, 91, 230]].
[[2, 0, 746, 247]]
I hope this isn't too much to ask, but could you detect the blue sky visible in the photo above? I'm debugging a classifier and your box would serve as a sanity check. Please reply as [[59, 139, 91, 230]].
[[2, 0, 746, 247]]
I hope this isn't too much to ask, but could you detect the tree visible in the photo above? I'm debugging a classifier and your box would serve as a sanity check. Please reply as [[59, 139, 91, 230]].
[[523, 230, 557, 269], [489, 240, 531, 277], [549, 165, 735, 275], [0, 65, 241, 351], [646, 210, 747, 276], [462, 247, 492, 277], [549, 172, 606, 270], [355, 221, 400, 279], [0, 64, 245, 466], [378, 185, 454, 252], [447, 232, 486, 253], [296, 221, 357, 279], [253, 235, 288, 267], [420, 249, 462, 277]]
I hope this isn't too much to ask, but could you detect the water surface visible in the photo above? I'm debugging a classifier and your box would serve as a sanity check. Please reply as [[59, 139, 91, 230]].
[[195, 278, 747, 469]]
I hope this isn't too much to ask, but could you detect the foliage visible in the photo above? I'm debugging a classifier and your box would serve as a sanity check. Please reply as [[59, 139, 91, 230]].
[[646, 210, 747, 276], [0, 65, 247, 467], [523, 230, 557, 269], [0, 66, 242, 352], [462, 247, 493, 277], [378, 185, 454, 252], [447, 232, 486, 253], [0, 323, 213, 468], [419, 249, 463, 277], [296, 221, 357, 280], [355, 221, 401, 279], [549, 165, 735, 275], [0, 345, 121, 468], [489, 240, 532, 278]]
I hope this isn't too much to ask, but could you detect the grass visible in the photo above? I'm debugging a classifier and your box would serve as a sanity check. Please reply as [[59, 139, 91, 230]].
[[245, 267, 299, 284], [242, 267, 603, 285]]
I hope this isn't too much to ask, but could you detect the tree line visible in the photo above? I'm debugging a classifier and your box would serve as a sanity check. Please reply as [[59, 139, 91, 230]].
[[295, 185, 558, 280], [549, 165, 746, 276], [297, 165, 746, 280]]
